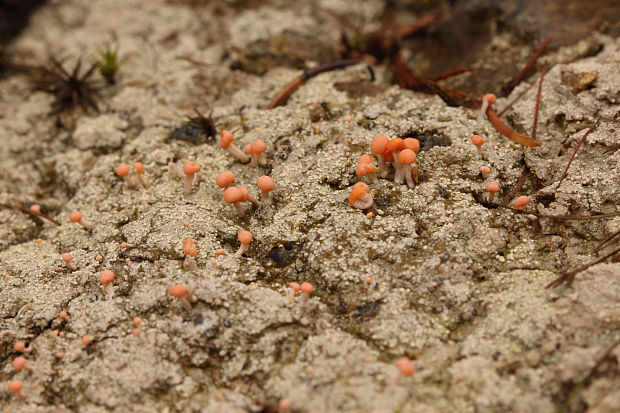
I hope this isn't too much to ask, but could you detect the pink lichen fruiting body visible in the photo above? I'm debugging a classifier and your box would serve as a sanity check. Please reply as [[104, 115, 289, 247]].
[[472, 135, 484, 159], [392, 357, 416, 384], [514, 195, 530, 210], [8, 379, 24, 398], [62, 253, 76, 270], [99, 270, 115, 299], [14, 341, 33, 353], [480, 93, 497, 120], [278, 399, 292, 412], [220, 130, 250, 163], [252, 139, 267, 166], [356, 155, 378, 184], [116, 164, 136, 189], [371, 135, 389, 178], [183, 161, 201, 194], [12, 356, 34, 372], [256, 176, 275, 205], [216, 171, 235, 189], [398, 149, 417, 188], [223, 187, 246, 217], [234, 231, 252, 258], [69, 211, 93, 229], [133, 162, 148, 188], [486, 182, 500, 202], [349, 182, 373, 210], [480, 166, 491, 178], [169, 284, 194, 310], [299, 282, 314, 308], [288, 282, 300, 301], [182, 238, 198, 271], [387, 138, 404, 183]]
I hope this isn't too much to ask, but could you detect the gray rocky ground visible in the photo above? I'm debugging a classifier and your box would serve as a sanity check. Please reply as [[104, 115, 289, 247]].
[[0, 0, 619, 412]]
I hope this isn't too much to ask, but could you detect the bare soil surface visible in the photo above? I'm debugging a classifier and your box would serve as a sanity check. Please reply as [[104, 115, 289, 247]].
[[1, 1, 619, 412]]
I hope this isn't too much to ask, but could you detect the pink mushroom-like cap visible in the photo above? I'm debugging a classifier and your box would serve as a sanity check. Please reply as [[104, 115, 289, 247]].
[[224, 187, 243, 203], [396, 357, 415, 377], [238, 231, 252, 245], [99, 270, 114, 285], [252, 139, 266, 154], [69, 211, 83, 222], [370, 135, 389, 154], [472, 135, 484, 147], [220, 130, 234, 149], [403, 138, 420, 153], [486, 182, 499, 193], [183, 161, 200, 175], [116, 164, 130, 176], [514, 195, 530, 209], [216, 171, 235, 188], [387, 138, 404, 153], [300, 282, 314, 294], [483, 93, 497, 104], [169, 284, 190, 298], [398, 149, 416, 165], [257, 176, 275, 192]]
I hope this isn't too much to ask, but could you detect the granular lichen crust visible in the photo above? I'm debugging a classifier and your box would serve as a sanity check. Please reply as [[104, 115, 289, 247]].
[[1, 0, 620, 412]]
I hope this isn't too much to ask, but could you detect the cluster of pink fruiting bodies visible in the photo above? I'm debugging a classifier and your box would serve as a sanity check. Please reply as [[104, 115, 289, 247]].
[[13, 116, 544, 401], [348, 135, 420, 210]]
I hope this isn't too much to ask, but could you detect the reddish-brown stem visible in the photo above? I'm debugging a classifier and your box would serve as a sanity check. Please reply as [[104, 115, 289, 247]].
[[508, 34, 551, 93], [498, 81, 535, 116], [267, 59, 362, 109], [500, 164, 528, 207], [27, 208, 61, 226], [267, 77, 303, 110], [556, 125, 597, 189], [546, 245, 620, 288], [0, 203, 61, 226], [487, 106, 542, 147], [531, 61, 547, 140]]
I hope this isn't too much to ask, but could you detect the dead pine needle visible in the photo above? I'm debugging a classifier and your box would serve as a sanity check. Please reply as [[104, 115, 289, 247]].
[[429, 67, 470, 83], [594, 226, 620, 253], [507, 34, 551, 93], [497, 81, 536, 117], [556, 125, 597, 189], [546, 245, 620, 288], [395, 14, 440, 41], [500, 164, 528, 207], [267, 58, 362, 109], [486, 107, 542, 147], [531, 61, 547, 140], [503, 207, 620, 221], [0, 202, 61, 226]]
